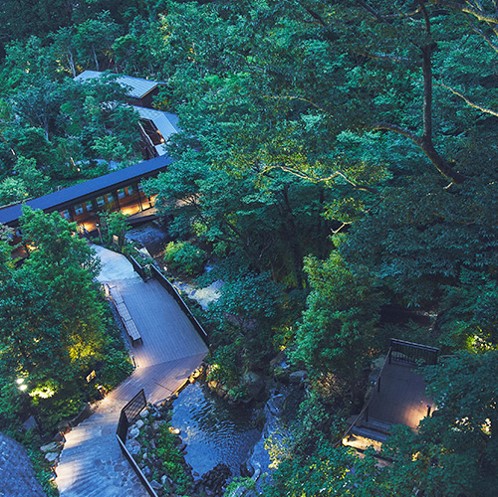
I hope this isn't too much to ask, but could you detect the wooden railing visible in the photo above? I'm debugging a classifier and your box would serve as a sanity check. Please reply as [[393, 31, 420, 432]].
[[389, 338, 439, 366], [149, 264, 209, 346], [127, 254, 148, 280], [336, 347, 392, 446], [116, 389, 159, 497]]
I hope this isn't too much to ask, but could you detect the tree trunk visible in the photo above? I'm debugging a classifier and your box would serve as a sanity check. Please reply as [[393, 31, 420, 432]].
[[92, 45, 99, 71]]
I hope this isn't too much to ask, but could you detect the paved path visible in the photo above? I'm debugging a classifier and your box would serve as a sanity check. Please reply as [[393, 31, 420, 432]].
[[56, 245, 208, 497]]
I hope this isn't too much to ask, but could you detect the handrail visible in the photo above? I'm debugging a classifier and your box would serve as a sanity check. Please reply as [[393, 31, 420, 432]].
[[116, 435, 159, 497], [128, 254, 147, 280], [149, 264, 209, 346], [116, 389, 159, 497], [335, 347, 392, 447], [390, 338, 439, 353]]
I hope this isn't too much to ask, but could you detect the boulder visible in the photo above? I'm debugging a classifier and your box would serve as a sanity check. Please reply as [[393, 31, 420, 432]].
[[289, 370, 307, 384], [150, 479, 162, 490], [128, 427, 140, 439], [40, 442, 59, 453], [127, 439, 141, 455], [45, 452, 59, 463], [153, 420, 166, 431], [242, 372, 266, 401]]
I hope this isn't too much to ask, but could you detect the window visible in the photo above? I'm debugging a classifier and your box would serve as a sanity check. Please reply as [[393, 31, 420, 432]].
[[61, 209, 71, 220], [126, 185, 135, 195], [74, 204, 84, 215], [117, 188, 126, 199], [85, 201, 93, 211], [96, 196, 105, 207], [106, 193, 115, 203]]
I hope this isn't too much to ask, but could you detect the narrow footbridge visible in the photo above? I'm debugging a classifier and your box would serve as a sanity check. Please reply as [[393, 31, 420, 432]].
[[56, 245, 208, 497]]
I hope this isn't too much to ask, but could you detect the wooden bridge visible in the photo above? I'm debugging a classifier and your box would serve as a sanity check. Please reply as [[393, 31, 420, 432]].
[[56, 246, 208, 497]]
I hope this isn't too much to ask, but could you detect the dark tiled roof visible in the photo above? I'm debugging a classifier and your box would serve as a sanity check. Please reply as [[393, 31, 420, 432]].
[[0, 433, 47, 497], [0, 155, 173, 226]]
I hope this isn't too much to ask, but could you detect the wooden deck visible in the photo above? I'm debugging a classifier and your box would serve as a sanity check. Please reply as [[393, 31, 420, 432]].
[[367, 362, 433, 430], [57, 246, 208, 496]]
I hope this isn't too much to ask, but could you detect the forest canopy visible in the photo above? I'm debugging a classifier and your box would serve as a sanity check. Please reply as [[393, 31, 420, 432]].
[[0, 1, 497, 496]]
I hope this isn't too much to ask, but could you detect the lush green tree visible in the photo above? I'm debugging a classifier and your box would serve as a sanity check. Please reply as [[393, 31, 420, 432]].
[[265, 441, 385, 497], [0, 208, 133, 430], [164, 241, 207, 276], [292, 252, 385, 404], [98, 211, 129, 248], [74, 11, 121, 71], [207, 271, 284, 388]]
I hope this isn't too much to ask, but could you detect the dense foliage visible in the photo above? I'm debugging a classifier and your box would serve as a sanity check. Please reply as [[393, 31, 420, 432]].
[[0, 1, 497, 495], [0, 208, 132, 432]]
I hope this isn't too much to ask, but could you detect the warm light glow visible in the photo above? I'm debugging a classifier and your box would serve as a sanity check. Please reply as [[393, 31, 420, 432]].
[[19, 384, 28, 392], [30, 385, 56, 399], [16, 378, 25, 385]]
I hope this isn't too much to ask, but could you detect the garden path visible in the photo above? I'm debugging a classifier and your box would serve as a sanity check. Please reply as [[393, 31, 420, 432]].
[[56, 245, 208, 497]]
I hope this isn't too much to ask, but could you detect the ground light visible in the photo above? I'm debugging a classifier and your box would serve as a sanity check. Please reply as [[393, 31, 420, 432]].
[[16, 377, 28, 391]]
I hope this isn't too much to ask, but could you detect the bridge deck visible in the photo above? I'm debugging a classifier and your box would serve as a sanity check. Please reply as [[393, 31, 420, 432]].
[[368, 362, 432, 430], [56, 246, 208, 497]]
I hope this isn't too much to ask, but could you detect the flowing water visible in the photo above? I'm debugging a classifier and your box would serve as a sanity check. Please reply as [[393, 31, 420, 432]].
[[170, 382, 263, 477]]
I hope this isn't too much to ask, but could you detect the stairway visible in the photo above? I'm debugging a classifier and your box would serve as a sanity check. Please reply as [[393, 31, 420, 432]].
[[56, 400, 147, 497], [343, 417, 392, 452]]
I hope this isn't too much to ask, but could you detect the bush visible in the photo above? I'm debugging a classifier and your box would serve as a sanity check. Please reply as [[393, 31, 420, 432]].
[[98, 349, 134, 389], [155, 423, 191, 494], [164, 241, 207, 276]]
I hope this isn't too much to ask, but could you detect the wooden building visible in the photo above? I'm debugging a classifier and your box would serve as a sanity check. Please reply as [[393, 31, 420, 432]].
[[0, 155, 173, 237]]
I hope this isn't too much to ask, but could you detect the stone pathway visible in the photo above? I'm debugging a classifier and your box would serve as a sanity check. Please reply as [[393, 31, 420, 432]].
[[56, 246, 208, 497]]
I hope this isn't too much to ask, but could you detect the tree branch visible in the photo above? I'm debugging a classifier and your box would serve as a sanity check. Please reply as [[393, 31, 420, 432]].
[[471, 23, 498, 53], [261, 165, 378, 194], [373, 123, 466, 183], [438, 82, 498, 117], [355, 0, 387, 22], [373, 123, 423, 145], [434, 1, 498, 24], [296, 1, 328, 27], [263, 94, 328, 113]]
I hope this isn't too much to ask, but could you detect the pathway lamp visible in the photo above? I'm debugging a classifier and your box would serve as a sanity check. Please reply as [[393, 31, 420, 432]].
[[96, 222, 103, 244], [16, 377, 28, 392]]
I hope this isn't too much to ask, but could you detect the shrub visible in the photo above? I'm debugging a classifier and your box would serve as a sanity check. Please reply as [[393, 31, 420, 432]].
[[164, 241, 206, 276]]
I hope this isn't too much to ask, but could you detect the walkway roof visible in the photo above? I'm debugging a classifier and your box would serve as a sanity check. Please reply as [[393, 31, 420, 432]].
[[0, 432, 47, 497], [0, 155, 173, 226], [74, 70, 160, 99]]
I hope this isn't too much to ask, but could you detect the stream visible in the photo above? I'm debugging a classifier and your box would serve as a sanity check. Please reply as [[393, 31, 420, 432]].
[[170, 382, 262, 478]]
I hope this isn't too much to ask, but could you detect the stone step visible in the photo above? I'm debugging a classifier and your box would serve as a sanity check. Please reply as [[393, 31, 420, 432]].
[[360, 417, 392, 435], [351, 426, 389, 443]]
